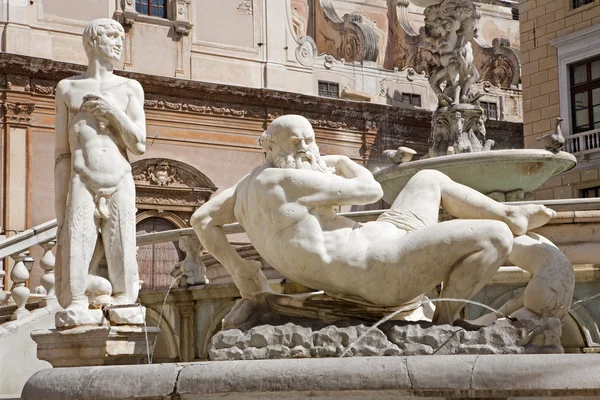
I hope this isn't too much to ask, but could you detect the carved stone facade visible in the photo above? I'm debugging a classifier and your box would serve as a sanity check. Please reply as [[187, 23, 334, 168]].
[[132, 158, 217, 211], [2, 103, 35, 125]]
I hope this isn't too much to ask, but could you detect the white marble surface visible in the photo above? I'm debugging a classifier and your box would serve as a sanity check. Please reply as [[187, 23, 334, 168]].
[[192, 115, 566, 325], [54, 18, 146, 322]]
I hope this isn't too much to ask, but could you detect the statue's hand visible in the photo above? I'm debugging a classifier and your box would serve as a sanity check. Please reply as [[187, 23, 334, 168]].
[[234, 259, 274, 299], [82, 93, 118, 126]]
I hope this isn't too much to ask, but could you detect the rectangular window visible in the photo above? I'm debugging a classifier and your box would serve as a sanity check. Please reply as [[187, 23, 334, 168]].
[[571, 0, 594, 9], [580, 185, 600, 198], [570, 55, 600, 134], [318, 81, 339, 99], [136, 0, 167, 18], [481, 101, 498, 120], [511, 8, 519, 21], [400, 93, 422, 107]]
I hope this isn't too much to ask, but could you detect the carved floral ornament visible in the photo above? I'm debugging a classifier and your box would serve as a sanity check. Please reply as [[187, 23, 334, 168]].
[[2, 102, 35, 124]]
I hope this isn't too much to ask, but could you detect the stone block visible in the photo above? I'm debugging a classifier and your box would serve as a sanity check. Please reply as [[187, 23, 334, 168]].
[[407, 355, 474, 390], [581, 168, 599, 181], [106, 305, 146, 325], [55, 308, 107, 329], [30, 325, 160, 367]]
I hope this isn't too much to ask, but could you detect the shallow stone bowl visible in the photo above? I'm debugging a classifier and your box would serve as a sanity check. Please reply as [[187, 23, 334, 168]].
[[373, 149, 577, 204]]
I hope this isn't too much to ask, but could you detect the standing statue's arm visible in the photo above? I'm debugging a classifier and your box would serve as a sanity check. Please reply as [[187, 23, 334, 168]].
[[85, 81, 146, 155], [112, 81, 146, 155], [54, 82, 71, 233], [190, 184, 271, 299]]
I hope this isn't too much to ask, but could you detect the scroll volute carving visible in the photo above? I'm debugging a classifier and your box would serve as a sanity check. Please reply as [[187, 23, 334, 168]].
[[387, 0, 433, 74], [314, 0, 380, 63]]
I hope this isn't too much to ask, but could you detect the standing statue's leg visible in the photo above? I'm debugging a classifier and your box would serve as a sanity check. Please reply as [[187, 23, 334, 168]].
[[55, 175, 98, 310], [101, 176, 139, 305]]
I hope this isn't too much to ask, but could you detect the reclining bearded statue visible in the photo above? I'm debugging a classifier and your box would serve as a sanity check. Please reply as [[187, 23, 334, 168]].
[[191, 115, 573, 328]]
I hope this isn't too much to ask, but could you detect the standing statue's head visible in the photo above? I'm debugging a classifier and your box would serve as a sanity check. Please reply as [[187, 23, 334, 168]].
[[261, 115, 332, 173], [82, 18, 125, 63]]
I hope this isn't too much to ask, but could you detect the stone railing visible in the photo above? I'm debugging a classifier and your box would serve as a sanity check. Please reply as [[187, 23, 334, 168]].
[[1, 197, 600, 322], [0, 220, 57, 322], [565, 128, 600, 155]]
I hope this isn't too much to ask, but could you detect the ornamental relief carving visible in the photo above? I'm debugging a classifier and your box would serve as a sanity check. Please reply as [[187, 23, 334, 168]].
[[2, 102, 35, 124], [133, 158, 217, 208]]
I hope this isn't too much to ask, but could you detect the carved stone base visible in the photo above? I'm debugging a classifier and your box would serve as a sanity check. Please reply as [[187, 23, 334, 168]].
[[106, 305, 146, 325], [31, 325, 160, 367], [55, 304, 148, 328], [209, 317, 563, 361], [55, 308, 108, 329], [430, 104, 493, 157], [222, 292, 434, 331]]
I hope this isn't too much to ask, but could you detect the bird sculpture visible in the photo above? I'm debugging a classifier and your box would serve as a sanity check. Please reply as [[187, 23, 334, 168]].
[[536, 117, 565, 153], [383, 146, 417, 164]]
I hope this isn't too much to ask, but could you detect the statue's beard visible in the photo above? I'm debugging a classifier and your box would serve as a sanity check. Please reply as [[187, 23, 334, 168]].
[[273, 151, 333, 174]]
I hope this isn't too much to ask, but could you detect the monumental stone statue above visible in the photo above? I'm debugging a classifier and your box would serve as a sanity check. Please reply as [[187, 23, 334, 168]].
[[54, 18, 146, 326], [191, 115, 572, 335]]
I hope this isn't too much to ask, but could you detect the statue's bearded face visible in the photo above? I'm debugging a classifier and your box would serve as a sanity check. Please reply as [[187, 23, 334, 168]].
[[270, 128, 330, 173]]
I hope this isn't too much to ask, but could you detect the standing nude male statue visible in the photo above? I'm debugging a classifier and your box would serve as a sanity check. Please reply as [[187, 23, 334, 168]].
[[54, 18, 146, 311], [192, 115, 563, 325]]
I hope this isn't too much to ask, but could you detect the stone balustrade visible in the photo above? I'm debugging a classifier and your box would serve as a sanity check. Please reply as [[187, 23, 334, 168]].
[[1, 197, 600, 324]]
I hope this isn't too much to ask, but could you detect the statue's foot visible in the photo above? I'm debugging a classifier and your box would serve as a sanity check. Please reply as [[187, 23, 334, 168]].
[[505, 205, 556, 236], [66, 295, 89, 311], [110, 293, 133, 306]]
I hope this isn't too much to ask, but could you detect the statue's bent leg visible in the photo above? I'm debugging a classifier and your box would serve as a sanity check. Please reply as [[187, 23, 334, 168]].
[[363, 219, 512, 321], [56, 175, 98, 310], [101, 176, 139, 305], [429, 220, 513, 324], [393, 170, 555, 236]]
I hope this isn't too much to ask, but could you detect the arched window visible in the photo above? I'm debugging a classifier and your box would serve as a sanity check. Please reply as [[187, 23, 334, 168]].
[[136, 217, 183, 289]]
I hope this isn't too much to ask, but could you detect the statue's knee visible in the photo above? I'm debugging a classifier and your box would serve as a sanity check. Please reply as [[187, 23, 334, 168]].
[[413, 169, 448, 184], [486, 222, 513, 258]]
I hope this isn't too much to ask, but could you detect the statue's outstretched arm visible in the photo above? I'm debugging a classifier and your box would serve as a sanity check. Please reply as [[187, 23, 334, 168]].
[[54, 81, 71, 233], [191, 183, 271, 299]]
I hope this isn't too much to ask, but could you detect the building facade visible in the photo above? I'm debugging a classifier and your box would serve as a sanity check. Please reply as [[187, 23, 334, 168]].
[[520, 0, 600, 199], [0, 0, 522, 291]]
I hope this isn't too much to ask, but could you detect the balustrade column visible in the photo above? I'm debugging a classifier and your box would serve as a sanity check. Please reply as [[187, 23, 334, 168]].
[[10, 251, 33, 320], [0, 260, 6, 306], [39, 240, 56, 306]]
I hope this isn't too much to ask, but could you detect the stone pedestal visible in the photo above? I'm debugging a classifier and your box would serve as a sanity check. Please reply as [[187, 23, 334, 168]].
[[31, 325, 160, 367], [430, 104, 492, 157]]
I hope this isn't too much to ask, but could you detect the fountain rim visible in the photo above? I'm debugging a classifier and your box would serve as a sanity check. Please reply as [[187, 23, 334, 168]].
[[374, 149, 577, 183]]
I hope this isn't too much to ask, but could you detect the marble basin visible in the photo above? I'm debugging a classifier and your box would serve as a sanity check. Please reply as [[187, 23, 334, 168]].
[[373, 149, 577, 204]]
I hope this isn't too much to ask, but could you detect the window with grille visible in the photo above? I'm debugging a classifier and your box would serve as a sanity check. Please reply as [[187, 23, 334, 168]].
[[400, 93, 422, 107], [318, 81, 339, 98], [570, 55, 600, 134], [580, 185, 600, 198], [481, 101, 498, 120], [511, 8, 519, 21], [136, 0, 167, 18], [571, 0, 594, 9]]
